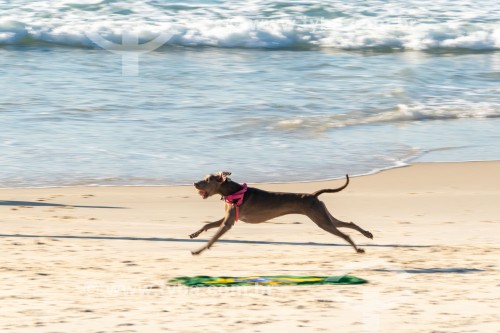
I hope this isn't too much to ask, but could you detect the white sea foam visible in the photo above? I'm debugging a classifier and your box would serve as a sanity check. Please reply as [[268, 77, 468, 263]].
[[276, 102, 500, 132], [1, 0, 499, 50]]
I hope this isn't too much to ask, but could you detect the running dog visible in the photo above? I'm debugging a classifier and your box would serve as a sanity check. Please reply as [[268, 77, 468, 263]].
[[190, 171, 373, 255]]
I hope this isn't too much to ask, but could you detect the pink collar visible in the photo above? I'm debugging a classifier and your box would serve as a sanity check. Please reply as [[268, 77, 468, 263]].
[[223, 183, 247, 221]]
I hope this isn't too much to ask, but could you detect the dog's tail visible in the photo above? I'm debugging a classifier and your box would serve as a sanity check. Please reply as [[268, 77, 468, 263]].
[[312, 174, 349, 197]]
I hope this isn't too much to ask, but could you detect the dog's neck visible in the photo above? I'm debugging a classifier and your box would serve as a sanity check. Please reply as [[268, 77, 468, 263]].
[[219, 180, 244, 196]]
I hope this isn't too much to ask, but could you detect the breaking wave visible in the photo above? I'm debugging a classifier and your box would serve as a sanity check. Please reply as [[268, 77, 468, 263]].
[[1, 0, 499, 51]]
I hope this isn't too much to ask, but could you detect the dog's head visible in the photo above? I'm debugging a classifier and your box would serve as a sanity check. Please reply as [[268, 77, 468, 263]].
[[194, 171, 231, 199]]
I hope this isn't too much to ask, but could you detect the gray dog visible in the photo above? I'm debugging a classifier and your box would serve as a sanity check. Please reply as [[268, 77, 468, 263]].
[[190, 171, 373, 255]]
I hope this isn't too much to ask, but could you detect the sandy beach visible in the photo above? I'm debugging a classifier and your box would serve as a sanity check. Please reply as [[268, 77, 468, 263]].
[[1, 161, 499, 333]]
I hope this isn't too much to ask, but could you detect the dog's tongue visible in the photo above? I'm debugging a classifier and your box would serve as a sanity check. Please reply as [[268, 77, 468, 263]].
[[197, 189, 208, 198]]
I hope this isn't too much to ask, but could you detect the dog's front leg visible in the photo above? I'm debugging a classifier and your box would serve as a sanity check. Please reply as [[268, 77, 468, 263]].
[[189, 218, 224, 239], [191, 209, 236, 255]]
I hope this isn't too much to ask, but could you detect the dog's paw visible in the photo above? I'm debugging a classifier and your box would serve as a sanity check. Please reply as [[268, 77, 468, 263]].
[[191, 250, 201, 255], [189, 232, 200, 239], [364, 231, 374, 239], [356, 248, 366, 254]]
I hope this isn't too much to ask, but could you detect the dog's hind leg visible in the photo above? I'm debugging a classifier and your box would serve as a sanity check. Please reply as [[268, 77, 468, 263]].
[[306, 205, 365, 253], [326, 210, 373, 239]]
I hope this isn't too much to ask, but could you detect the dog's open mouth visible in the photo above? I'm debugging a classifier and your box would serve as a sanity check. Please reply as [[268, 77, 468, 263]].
[[197, 189, 209, 199]]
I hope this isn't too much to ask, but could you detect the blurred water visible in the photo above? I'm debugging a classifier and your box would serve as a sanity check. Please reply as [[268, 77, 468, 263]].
[[0, 1, 499, 187]]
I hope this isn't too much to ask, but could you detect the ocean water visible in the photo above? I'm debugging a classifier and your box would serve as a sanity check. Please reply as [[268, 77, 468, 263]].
[[1, 0, 499, 187]]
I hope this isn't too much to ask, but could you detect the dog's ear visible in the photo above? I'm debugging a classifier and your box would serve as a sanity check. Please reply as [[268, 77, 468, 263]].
[[217, 171, 232, 183]]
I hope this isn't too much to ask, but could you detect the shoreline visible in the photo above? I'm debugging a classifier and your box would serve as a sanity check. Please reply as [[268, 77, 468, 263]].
[[1, 160, 499, 190]]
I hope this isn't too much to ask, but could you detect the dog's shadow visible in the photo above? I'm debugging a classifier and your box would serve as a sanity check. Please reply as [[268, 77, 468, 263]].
[[373, 268, 485, 274], [0, 233, 429, 248]]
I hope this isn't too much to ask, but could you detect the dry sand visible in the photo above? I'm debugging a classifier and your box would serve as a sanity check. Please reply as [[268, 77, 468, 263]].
[[1, 162, 499, 333]]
